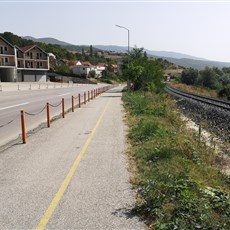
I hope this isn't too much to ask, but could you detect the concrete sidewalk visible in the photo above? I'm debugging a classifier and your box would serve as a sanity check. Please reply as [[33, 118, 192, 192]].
[[0, 85, 145, 229]]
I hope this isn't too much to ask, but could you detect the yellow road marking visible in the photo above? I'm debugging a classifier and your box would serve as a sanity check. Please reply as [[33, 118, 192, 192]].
[[36, 100, 110, 230]]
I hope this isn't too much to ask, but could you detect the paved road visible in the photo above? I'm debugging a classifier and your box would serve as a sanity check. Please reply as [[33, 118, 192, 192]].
[[0, 83, 106, 147], [0, 85, 145, 229]]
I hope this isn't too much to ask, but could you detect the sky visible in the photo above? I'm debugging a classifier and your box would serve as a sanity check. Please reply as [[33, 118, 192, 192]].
[[1, 0, 230, 62]]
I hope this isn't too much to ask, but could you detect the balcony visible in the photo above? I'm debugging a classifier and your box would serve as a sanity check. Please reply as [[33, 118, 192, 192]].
[[0, 61, 15, 67]]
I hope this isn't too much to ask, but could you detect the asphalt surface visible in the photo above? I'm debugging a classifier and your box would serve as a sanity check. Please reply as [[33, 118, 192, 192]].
[[0, 83, 104, 147], [0, 85, 145, 229]]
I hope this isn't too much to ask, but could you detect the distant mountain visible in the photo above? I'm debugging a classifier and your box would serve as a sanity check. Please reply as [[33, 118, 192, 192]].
[[23, 36, 100, 52], [94, 45, 207, 61], [95, 45, 230, 70], [23, 36, 230, 70], [145, 49, 207, 61], [162, 57, 230, 70], [23, 36, 73, 46], [94, 45, 128, 53]]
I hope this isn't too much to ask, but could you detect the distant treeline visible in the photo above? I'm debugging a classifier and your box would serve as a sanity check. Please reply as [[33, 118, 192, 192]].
[[180, 66, 230, 99]]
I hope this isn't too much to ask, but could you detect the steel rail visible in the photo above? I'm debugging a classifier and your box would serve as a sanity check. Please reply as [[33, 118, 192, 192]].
[[166, 85, 230, 112]]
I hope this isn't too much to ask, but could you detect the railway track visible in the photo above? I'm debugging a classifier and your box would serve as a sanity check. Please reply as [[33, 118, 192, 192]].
[[165, 85, 230, 142], [165, 85, 230, 111]]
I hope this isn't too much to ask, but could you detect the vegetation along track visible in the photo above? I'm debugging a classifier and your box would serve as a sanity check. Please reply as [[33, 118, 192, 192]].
[[166, 85, 230, 142]]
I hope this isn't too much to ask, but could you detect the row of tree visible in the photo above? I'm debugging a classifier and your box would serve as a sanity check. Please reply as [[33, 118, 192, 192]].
[[181, 67, 230, 99]]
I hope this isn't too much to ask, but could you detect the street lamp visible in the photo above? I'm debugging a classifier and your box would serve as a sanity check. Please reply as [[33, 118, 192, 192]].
[[115, 24, 130, 54], [115, 24, 130, 90]]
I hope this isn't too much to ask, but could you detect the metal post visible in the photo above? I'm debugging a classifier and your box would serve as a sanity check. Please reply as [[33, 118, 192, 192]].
[[72, 96, 74, 112], [62, 98, 65, 118], [21, 110, 26, 144], [47, 103, 50, 128], [116, 24, 130, 90], [78, 93, 81, 108]]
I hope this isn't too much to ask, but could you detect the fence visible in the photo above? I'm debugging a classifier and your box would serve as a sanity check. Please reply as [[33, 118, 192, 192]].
[[0, 82, 88, 92], [0, 86, 111, 144]]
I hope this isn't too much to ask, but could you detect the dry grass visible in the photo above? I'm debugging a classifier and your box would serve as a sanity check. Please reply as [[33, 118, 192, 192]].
[[170, 82, 218, 97]]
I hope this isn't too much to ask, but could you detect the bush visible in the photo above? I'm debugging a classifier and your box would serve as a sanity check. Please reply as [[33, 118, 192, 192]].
[[218, 85, 230, 100]]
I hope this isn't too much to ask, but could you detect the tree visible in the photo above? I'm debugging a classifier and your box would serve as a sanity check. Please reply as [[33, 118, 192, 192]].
[[218, 84, 230, 100], [90, 45, 93, 57], [199, 67, 220, 89], [122, 47, 164, 92], [181, 68, 198, 85], [142, 60, 164, 93]]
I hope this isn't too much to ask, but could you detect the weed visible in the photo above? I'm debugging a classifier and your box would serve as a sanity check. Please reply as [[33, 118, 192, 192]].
[[123, 91, 230, 229]]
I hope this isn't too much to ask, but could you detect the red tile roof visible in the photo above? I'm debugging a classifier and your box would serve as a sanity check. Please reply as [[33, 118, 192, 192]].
[[82, 61, 92, 66], [20, 45, 35, 52]]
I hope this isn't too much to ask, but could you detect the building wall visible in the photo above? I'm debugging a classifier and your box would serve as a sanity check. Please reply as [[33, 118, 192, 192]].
[[72, 65, 89, 76], [21, 70, 47, 82], [0, 41, 15, 55], [0, 68, 16, 82], [0, 56, 16, 67], [0, 39, 49, 82]]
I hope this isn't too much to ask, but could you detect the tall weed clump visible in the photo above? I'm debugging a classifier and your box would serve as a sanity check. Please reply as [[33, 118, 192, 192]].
[[122, 91, 230, 229]]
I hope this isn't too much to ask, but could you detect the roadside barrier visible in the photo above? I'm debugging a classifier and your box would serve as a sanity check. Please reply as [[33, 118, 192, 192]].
[[78, 94, 81, 108], [0, 85, 112, 145], [62, 98, 65, 118], [21, 110, 26, 144], [0, 82, 77, 92], [47, 103, 51, 128], [72, 96, 74, 112]]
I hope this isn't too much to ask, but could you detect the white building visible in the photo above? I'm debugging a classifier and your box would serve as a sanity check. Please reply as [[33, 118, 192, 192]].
[[72, 61, 105, 78]]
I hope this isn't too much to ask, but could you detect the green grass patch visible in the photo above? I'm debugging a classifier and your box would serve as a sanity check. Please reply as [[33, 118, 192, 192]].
[[123, 91, 230, 229]]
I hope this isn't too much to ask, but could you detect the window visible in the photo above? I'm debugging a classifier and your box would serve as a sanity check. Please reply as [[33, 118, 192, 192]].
[[40, 53, 42, 57], [27, 52, 30, 57], [40, 62, 42, 67], [4, 47, 7, 51], [5, 58, 8, 63]]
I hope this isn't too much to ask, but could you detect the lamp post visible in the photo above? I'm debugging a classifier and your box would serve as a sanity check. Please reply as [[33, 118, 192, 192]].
[[115, 24, 130, 53], [115, 24, 131, 90]]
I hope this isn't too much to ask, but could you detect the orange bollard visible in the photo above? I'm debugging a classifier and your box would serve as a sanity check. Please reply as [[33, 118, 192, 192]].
[[62, 98, 65, 118], [78, 93, 81, 108], [72, 96, 74, 112], [21, 110, 26, 144], [47, 103, 50, 128]]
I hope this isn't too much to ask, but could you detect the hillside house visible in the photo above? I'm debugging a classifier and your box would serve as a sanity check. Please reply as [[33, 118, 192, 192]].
[[0, 36, 49, 82], [72, 61, 106, 78], [0, 36, 17, 81]]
